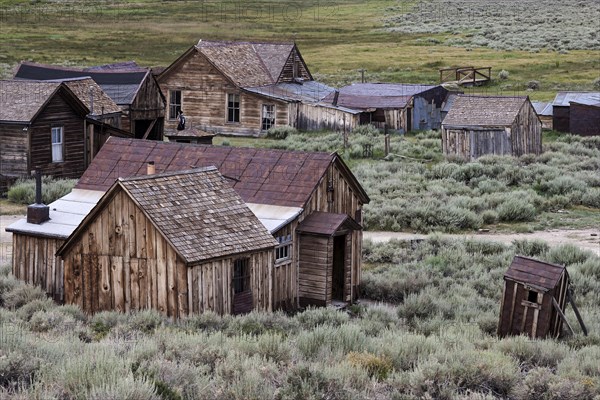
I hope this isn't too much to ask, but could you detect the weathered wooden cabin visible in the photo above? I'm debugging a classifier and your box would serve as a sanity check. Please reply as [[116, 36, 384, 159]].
[[498, 256, 569, 338], [14, 61, 166, 140], [570, 102, 600, 136], [7, 137, 370, 312], [442, 95, 542, 160], [0, 79, 129, 185], [321, 83, 451, 132], [157, 40, 350, 136], [55, 168, 277, 316]]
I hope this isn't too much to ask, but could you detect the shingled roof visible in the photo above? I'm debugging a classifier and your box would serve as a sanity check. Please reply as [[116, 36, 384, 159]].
[[76, 137, 369, 208], [196, 40, 297, 87], [14, 61, 151, 105], [60, 77, 122, 116], [505, 256, 567, 291], [0, 80, 60, 122], [443, 95, 529, 127], [58, 168, 277, 264]]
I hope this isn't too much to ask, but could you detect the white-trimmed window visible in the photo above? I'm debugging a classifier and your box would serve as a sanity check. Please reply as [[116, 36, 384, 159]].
[[51, 126, 63, 162], [227, 93, 240, 123], [275, 234, 292, 263], [169, 90, 182, 119], [261, 104, 275, 131]]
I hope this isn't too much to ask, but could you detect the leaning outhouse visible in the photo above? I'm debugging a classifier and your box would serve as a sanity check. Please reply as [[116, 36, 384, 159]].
[[498, 256, 570, 338]]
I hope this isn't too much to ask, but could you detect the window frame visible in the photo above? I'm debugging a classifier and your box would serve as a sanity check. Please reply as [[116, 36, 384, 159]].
[[169, 90, 182, 120], [51, 126, 64, 163], [275, 234, 292, 264], [232, 258, 250, 294], [226, 93, 240, 123], [261, 104, 276, 131]]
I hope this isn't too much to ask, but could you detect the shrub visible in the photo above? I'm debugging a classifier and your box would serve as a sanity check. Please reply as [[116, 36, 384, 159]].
[[7, 176, 76, 205], [128, 310, 163, 334], [481, 209, 498, 224], [0, 350, 41, 390], [546, 244, 593, 266], [593, 77, 600, 90], [498, 69, 510, 80], [227, 311, 299, 336], [526, 80, 540, 90], [295, 307, 349, 329], [346, 352, 393, 380], [353, 124, 380, 137], [496, 198, 537, 222], [266, 125, 297, 140], [29, 310, 75, 333], [90, 311, 126, 337], [512, 239, 550, 257], [2, 284, 47, 310], [495, 336, 569, 369], [17, 298, 56, 321], [182, 310, 230, 333], [581, 188, 600, 208]]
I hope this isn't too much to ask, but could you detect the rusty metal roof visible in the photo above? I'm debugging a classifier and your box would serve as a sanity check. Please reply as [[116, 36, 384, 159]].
[[165, 127, 216, 138], [504, 256, 567, 290], [322, 83, 437, 110], [296, 211, 362, 236], [442, 95, 529, 127], [75, 137, 370, 208]]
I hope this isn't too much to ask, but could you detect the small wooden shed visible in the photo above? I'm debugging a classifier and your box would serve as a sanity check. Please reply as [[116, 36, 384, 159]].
[[56, 167, 277, 317], [296, 212, 362, 307], [442, 95, 542, 160], [498, 256, 569, 338]]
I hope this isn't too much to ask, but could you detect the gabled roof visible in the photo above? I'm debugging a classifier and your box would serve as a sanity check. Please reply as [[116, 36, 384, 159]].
[[59, 77, 122, 115], [552, 92, 600, 107], [76, 137, 369, 208], [14, 61, 151, 105], [531, 101, 553, 116], [57, 168, 277, 264], [244, 81, 335, 103], [442, 95, 529, 127], [321, 83, 438, 110], [505, 256, 567, 291], [296, 211, 362, 236], [0, 80, 88, 123]]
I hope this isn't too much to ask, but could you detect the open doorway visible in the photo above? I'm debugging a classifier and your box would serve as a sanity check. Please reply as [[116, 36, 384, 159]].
[[332, 235, 346, 301]]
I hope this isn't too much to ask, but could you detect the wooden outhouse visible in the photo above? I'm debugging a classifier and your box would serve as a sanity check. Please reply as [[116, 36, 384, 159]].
[[498, 256, 569, 338], [442, 95, 542, 160], [55, 167, 277, 317], [551, 92, 600, 134]]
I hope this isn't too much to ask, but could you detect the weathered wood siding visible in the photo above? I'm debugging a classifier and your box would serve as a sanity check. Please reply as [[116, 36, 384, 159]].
[[130, 75, 165, 121], [277, 48, 312, 82], [511, 101, 542, 156], [272, 224, 296, 310], [12, 233, 65, 302], [61, 189, 272, 316], [30, 92, 86, 178], [159, 51, 288, 136], [0, 124, 28, 177], [569, 103, 600, 136], [296, 104, 358, 132], [442, 128, 510, 160], [552, 106, 570, 133], [298, 235, 331, 306]]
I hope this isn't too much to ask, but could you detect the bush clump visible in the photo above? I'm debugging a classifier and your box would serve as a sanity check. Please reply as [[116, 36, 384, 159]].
[[7, 176, 76, 205], [266, 125, 297, 140], [498, 69, 510, 80]]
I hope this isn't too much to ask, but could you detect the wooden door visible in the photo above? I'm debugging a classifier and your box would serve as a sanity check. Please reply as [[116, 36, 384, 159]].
[[332, 235, 346, 301], [232, 258, 252, 314]]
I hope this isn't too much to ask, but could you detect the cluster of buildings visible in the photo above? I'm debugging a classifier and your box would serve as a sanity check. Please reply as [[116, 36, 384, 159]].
[[2, 39, 598, 317]]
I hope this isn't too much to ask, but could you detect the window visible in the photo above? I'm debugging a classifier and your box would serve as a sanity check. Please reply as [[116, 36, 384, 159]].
[[233, 258, 250, 293], [227, 93, 240, 123], [275, 234, 292, 263], [527, 290, 538, 303], [261, 104, 275, 131], [169, 90, 182, 119], [51, 127, 63, 162]]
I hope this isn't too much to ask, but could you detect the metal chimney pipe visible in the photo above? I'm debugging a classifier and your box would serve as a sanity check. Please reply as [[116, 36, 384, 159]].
[[35, 169, 42, 204]]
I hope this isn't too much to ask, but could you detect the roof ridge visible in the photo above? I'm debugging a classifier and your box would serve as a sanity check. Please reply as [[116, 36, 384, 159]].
[[118, 166, 218, 182]]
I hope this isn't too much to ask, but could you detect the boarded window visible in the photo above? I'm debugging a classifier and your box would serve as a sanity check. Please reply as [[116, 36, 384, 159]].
[[227, 93, 240, 123], [233, 258, 250, 293], [275, 234, 292, 263], [169, 90, 182, 119], [51, 126, 63, 162], [262, 104, 275, 131], [527, 290, 538, 303]]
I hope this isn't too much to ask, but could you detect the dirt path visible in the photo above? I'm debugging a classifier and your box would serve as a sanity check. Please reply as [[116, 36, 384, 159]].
[[364, 228, 600, 256], [0, 215, 23, 266]]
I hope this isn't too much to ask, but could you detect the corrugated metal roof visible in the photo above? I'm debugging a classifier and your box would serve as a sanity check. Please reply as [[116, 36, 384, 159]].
[[505, 255, 566, 290], [552, 92, 600, 107], [442, 95, 528, 127], [321, 83, 437, 110], [531, 101, 553, 116], [245, 81, 335, 103], [296, 211, 362, 236], [14, 62, 149, 105], [246, 203, 303, 233], [5, 189, 103, 239]]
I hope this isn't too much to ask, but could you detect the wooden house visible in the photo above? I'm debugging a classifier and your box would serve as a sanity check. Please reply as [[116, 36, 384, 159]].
[[14, 61, 166, 140], [550, 92, 600, 135], [321, 83, 451, 133], [498, 256, 569, 338], [157, 40, 352, 136], [0, 79, 130, 185], [55, 168, 277, 316], [441, 95, 542, 160], [7, 137, 370, 313]]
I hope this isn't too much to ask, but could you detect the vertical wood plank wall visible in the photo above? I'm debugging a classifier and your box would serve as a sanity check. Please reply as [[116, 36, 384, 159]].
[[12, 233, 65, 302], [61, 189, 272, 316]]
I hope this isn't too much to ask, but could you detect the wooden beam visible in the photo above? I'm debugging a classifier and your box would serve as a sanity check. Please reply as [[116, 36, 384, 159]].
[[141, 119, 157, 140], [552, 297, 574, 336], [567, 289, 588, 336]]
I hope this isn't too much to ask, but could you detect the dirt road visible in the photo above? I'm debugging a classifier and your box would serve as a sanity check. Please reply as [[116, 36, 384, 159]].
[[0, 215, 23, 266], [364, 228, 600, 256]]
